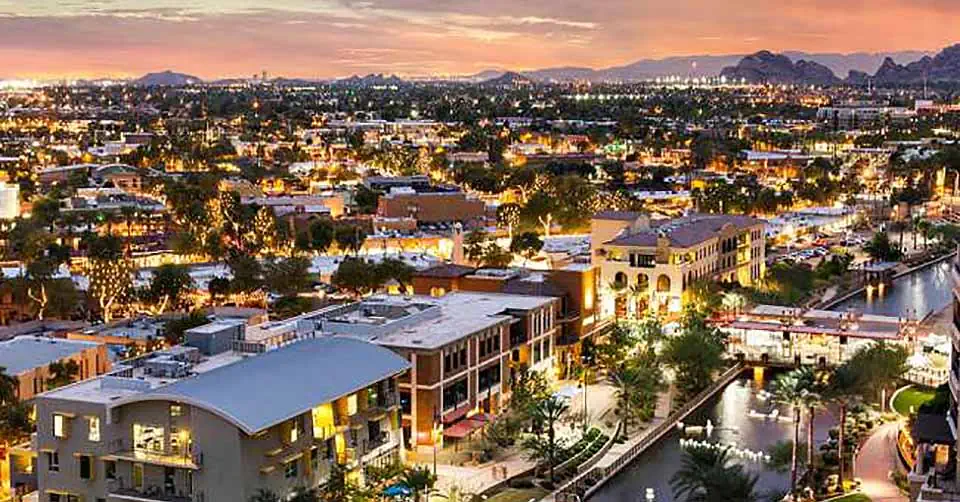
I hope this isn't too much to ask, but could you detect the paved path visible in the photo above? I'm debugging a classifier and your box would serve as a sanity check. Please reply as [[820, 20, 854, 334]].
[[855, 422, 908, 502]]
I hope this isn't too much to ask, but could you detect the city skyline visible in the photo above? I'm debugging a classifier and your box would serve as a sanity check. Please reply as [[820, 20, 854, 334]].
[[1, 0, 959, 79]]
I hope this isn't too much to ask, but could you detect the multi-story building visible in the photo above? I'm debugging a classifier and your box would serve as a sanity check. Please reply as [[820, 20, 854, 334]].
[[302, 292, 560, 452], [0, 336, 111, 401], [411, 264, 605, 379], [33, 335, 409, 502], [591, 211, 766, 315]]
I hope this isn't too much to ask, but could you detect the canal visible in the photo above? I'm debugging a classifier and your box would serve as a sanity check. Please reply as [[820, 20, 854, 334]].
[[592, 371, 840, 502], [829, 259, 954, 318]]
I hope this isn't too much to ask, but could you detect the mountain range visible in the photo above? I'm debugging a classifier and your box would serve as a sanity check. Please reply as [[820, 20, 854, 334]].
[[719, 43, 960, 85], [125, 46, 960, 86]]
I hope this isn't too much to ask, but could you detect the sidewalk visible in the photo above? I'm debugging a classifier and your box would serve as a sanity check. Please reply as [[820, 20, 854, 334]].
[[855, 422, 908, 502], [430, 380, 623, 498]]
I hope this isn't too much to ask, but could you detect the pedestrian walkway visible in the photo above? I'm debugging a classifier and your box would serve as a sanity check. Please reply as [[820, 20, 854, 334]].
[[855, 422, 908, 502]]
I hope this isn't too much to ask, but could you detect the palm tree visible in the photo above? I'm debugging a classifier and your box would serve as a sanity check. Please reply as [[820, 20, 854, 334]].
[[0, 367, 18, 405], [522, 395, 569, 484], [671, 445, 758, 502], [771, 370, 808, 492], [46, 359, 80, 389], [825, 364, 861, 486], [400, 465, 438, 502]]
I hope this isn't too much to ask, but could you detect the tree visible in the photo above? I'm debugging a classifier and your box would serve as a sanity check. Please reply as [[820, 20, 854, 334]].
[[308, 219, 335, 254], [331, 258, 380, 297], [208, 276, 231, 301], [463, 229, 489, 263], [400, 465, 439, 502], [375, 258, 414, 292], [46, 359, 80, 389], [671, 445, 759, 502], [521, 395, 569, 485], [496, 203, 522, 239], [864, 231, 901, 262], [479, 243, 513, 268], [510, 231, 544, 266], [771, 369, 812, 492], [824, 364, 861, 485], [143, 264, 195, 314], [845, 341, 909, 409], [228, 255, 263, 294], [611, 347, 662, 436], [263, 257, 311, 296], [334, 224, 367, 255], [87, 254, 135, 323], [164, 311, 210, 346], [662, 309, 725, 396]]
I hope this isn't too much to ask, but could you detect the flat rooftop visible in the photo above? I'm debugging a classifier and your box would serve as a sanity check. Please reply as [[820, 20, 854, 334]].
[[0, 336, 101, 376], [317, 292, 557, 350]]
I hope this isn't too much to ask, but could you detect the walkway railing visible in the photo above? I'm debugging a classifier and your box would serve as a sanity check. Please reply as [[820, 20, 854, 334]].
[[554, 363, 745, 501]]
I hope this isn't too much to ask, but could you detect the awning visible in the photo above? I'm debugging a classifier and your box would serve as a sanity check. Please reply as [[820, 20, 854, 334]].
[[443, 414, 493, 438], [914, 413, 954, 445], [442, 404, 471, 424]]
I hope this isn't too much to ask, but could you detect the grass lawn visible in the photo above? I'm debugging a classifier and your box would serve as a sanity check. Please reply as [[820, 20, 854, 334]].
[[483, 488, 549, 502], [830, 494, 872, 502], [892, 386, 935, 416]]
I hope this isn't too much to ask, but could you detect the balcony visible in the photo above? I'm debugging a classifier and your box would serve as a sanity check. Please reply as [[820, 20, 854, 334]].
[[104, 448, 200, 470], [107, 480, 193, 502]]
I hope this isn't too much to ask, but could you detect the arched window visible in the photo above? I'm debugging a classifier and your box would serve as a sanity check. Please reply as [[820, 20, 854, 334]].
[[637, 273, 649, 291], [657, 274, 671, 293], [614, 272, 628, 289]]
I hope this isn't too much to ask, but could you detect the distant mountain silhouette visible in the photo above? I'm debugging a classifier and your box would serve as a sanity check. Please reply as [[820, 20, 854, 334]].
[[872, 44, 960, 85], [133, 70, 201, 86], [334, 73, 406, 87], [719, 51, 841, 85], [481, 71, 535, 86]]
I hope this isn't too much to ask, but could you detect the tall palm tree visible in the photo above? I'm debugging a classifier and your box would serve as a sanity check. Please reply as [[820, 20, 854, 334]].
[[796, 367, 825, 468], [523, 395, 569, 484], [771, 370, 808, 492], [671, 445, 758, 502], [825, 365, 861, 486]]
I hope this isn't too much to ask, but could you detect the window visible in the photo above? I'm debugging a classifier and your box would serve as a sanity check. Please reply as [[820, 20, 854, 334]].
[[399, 391, 412, 415], [87, 416, 100, 442], [170, 404, 183, 418], [53, 414, 67, 438], [311, 447, 320, 471], [288, 418, 301, 443], [79, 455, 93, 480], [46, 452, 60, 472], [284, 459, 299, 479], [104, 460, 116, 480]]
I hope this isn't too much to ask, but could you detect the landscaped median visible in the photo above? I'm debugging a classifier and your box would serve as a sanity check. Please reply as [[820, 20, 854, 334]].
[[890, 384, 935, 417]]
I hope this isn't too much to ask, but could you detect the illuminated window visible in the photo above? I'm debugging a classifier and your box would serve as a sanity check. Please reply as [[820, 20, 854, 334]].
[[87, 416, 100, 442], [133, 424, 165, 453], [53, 414, 67, 438], [347, 394, 358, 416], [288, 419, 302, 443], [284, 459, 299, 479], [311, 404, 335, 440], [170, 404, 182, 418]]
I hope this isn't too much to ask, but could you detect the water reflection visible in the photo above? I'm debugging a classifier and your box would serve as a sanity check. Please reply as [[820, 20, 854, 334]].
[[593, 373, 839, 502], [830, 260, 954, 318]]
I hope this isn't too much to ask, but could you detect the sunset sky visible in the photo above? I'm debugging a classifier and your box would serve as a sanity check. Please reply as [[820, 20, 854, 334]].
[[1, 0, 958, 79]]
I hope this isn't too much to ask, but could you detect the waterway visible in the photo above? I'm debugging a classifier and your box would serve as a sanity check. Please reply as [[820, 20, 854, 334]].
[[592, 371, 840, 502], [829, 260, 954, 318]]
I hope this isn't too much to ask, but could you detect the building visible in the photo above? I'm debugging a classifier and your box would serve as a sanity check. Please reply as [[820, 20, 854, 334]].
[[0, 181, 20, 220], [591, 211, 766, 315], [377, 188, 485, 226], [34, 336, 409, 502], [411, 264, 605, 378], [0, 336, 111, 401], [303, 292, 560, 451]]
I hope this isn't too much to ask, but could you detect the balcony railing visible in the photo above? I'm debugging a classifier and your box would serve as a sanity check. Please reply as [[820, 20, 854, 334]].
[[105, 442, 201, 470], [107, 479, 194, 502]]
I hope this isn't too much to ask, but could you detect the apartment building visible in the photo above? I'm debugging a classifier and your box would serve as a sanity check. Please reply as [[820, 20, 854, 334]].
[[592, 211, 766, 315], [0, 336, 111, 401], [411, 264, 605, 378], [377, 187, 486, 225], [33, 335, 409, 502], [303, 292, 560, 451]]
